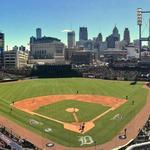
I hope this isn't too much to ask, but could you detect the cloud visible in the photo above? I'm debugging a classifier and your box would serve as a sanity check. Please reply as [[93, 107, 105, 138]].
[[61, 29, 73, 33]]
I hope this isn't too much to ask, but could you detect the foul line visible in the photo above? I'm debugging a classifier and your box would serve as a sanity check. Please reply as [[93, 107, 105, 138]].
[[30, 111, 64, 125], [91, 108, 114, 122]]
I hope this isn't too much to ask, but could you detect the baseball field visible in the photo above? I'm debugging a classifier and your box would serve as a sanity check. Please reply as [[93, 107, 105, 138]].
[[0, 78, 148, 147]]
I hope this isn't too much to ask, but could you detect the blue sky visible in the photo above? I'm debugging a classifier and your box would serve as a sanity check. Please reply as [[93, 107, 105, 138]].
[[0, 0, 150, 49]]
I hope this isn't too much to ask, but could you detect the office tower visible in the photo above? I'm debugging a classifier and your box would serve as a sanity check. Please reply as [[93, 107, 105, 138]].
[[106, 26, 120, 48], [30, 36, 64, 59], [36, 28, 42, 39], [123, 28, 130, 45], [148, 18, 150, 49], [13, 46, 19, 51], [67, 31, 76, 48], [112, 26, 120, 41], [97, 33, 103, 42], [106, 35, 116, 48], [19, 45, 26, 51], [79, 27, 88, 41], [4, 49, 28, 69], [0, 32, 4, 67]]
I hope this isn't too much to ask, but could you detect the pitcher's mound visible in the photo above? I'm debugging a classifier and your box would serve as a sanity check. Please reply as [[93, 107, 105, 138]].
[[66, 108, 79, 113]]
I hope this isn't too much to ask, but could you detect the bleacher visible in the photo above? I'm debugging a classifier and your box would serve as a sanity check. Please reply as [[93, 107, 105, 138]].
[[31, 64, 82, 78]]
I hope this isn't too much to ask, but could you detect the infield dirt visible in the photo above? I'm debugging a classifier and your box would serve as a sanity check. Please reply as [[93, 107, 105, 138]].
[[13, 95, 126, 133]]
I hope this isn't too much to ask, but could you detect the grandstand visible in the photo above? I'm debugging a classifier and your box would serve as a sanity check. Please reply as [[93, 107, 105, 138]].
[[0, 124, 40, 150], [119, 115, 150, 150], [31, 64, 82, 78]]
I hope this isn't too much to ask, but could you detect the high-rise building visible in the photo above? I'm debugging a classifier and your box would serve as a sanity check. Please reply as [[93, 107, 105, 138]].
[[67, 31, 75, 48], [93, 33, 103, 50], [79, 27, 88, 41], [30, 29, 64, 61], [112, 26, 120, 41], [36, 28, 42, 39], [30, 37, 64, 59], [13, 46, 19, 51], [0, 32, 4, 68], [97, 33, 103, 42], [4, 49, 28, 69], [13, 45, 26, 51], [148, 18, 150, 49], [19, 45, 26, 51], [106, 35, 116, 48], [106, 26, 120, 48], [123, 28, 130, 46]]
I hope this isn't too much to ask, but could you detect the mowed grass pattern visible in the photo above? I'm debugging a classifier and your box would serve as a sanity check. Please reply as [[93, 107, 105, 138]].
[[35, 100, 110, 122], [0, 78, 141, 102], [0, 78, 148, 147]]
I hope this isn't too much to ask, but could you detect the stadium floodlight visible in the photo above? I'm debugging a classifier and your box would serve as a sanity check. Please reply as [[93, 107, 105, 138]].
[[137, 8, 142, 25]]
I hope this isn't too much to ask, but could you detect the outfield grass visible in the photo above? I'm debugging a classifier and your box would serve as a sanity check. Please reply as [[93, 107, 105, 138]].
[[0, 78, 148, 147], [35, 100, 110, 122]]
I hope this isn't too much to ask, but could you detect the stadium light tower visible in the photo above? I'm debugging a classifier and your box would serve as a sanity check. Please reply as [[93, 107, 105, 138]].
[[137, 8, 142, 60], [136, 8, 150, 60]]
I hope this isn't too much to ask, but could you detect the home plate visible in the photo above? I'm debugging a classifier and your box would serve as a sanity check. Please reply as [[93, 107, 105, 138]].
[[64, 122, 95, 134]]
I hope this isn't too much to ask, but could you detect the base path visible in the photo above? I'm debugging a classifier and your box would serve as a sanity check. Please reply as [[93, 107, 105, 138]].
[[14, 95, 126, 111]]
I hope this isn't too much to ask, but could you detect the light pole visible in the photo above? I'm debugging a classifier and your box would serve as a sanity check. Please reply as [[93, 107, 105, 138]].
[[136, 8, 150, 60], [137, 8, 142, 60]]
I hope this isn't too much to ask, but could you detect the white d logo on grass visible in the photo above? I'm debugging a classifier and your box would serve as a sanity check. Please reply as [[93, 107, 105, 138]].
[[78, 136, 94, 146]]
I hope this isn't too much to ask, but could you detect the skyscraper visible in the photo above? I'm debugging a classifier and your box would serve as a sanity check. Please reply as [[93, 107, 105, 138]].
[[94, 33, 103, 50], [67, 31, 76, 48], [97, 33, 103, 42], [148, 19, 150, 49], [0, 32, 4, 67], [79, 27, 88, 41], [123, 28, 130, 46], [106, 35, 116, 48], [36, 28, 42, 39], [112, 26, 120, 41], [106, 26, 120, 48]]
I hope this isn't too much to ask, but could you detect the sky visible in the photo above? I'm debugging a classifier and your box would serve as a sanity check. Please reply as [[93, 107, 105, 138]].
[[0, 0, 150, 49]]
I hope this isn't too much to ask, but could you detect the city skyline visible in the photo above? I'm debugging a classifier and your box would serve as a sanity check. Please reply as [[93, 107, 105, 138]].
[[0, 0, 150, 49]]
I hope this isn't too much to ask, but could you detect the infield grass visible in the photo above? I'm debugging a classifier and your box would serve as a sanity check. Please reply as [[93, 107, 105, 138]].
[[35, 100, 110, 122]]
